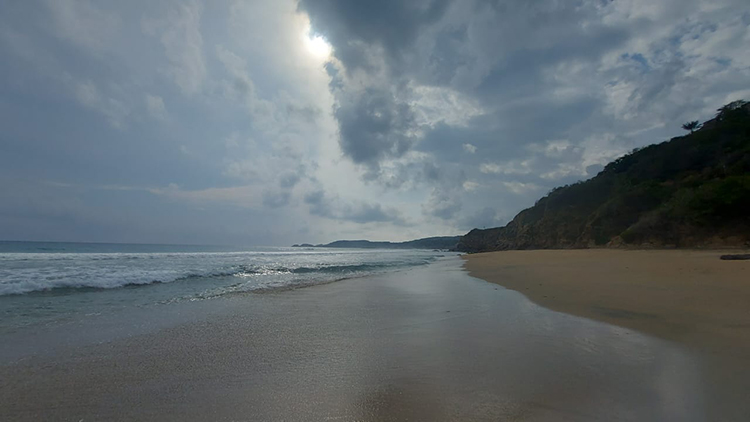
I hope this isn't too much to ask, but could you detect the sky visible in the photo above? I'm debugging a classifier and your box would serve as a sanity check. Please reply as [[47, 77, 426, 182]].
[[1, 0, 748, 246]]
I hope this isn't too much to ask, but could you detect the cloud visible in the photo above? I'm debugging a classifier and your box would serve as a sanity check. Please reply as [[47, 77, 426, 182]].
[[411, 85, 484, 127], [346, 203, 406, 225], [462, 181, 479, 191], [46, 0, 121, 54], [334, 87, 419, 166], [215, 44, 256, 99], [262, 190, 291, 208], [304, 189, 408, 225], [75, 80, 99, 107], [423, 187, 462, 220], [303, 0, 749, 189], [502, 181, 541, 195], [73, 80, 130, 128], [479, 161, 533, 176], [142, 1, 206, 95], [360, 151, 438, 189], [2, 0, 749, 245], [298, 0, 451, 71], [458, 206, 507, 231], [145, 94, 167, 120], [279, 171, 303, 189]]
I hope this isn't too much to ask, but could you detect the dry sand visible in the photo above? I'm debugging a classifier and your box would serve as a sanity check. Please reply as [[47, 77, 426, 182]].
[[464, 249, 750, 354]]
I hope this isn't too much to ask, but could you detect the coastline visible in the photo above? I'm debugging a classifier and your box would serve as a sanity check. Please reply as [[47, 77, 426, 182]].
[[5, 256, 746, 421], [462, 249, 750, 354]]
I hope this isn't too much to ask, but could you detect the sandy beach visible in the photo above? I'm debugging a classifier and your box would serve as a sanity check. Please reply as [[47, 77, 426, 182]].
[[2, 255, 750, 421], [465, 249, 750, 422], [463, 249, 750, 353]]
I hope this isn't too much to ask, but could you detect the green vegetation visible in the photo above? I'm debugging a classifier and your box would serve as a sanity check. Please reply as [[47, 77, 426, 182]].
[[682, 120, 701, 133], [457, 100, 750, 252]]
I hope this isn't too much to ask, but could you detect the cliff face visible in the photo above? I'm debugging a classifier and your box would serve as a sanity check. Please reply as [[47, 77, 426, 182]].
[[457, 101, 750, 253]]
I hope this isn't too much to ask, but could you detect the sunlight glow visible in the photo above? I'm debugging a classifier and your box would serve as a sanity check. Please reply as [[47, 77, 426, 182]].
[[304, 34, 332, 59]]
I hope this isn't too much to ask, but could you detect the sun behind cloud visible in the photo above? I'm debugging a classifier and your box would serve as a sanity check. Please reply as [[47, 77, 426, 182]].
[[303, 33, 331, 59]]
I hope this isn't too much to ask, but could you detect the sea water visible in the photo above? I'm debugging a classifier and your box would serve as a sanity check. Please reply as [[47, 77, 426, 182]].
[[0, 241, 446, 333]]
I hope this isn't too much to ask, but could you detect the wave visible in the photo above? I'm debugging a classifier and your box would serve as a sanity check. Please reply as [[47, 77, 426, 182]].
[[0, 259, 436, 296]]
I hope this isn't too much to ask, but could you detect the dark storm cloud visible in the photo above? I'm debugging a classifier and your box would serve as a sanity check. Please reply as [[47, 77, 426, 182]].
[[346, 203, 405, 224], [335, 88, 418, 165], [300, 0, 632, 175], [301, 0, 455, 170], [298, 0, 450, 71]]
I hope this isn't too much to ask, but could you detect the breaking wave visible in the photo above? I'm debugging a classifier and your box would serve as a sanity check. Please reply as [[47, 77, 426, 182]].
[[0, 252, 439, 296]]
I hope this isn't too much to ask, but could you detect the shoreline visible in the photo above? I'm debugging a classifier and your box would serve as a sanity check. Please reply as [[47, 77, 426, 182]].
[[462, 249, 750, 354], [6, 256, 746, 421]]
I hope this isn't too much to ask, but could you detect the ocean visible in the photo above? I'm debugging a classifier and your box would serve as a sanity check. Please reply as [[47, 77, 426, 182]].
[[0, 241, 447, 333]]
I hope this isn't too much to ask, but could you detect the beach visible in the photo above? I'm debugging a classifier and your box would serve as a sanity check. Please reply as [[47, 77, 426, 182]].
[[463, 249, 750, 353], [465, 249, 750, 422], [2, 255, 749, 421]]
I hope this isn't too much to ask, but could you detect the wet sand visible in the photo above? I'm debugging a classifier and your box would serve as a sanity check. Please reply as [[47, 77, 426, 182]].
[[2, 256, 749, 421], [463, 249, 750, 353]]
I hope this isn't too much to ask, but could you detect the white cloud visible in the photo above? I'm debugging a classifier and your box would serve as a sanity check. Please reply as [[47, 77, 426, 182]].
[[479, 160, 533, 175], [463, 143, 477, 154], [411, 85, 484, 128], [581, 133, 629, 168], [527, 140, 575, 158], [540, 164, 586, 181], [463, 181, 479, 191], [479, 163, 501, 174], [542, 140, 573, 158], [502, 181, 540, 195]]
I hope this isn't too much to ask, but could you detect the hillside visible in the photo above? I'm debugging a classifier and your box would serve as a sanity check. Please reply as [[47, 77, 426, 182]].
[[457, 100, 750, 252], [293, 236, 461, 250]]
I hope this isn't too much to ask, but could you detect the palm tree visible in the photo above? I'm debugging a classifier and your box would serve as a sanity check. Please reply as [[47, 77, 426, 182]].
[[681, 121, 700, 133]]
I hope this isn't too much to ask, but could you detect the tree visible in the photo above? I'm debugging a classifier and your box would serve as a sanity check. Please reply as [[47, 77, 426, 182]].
[[718, 100, 748, 113], [681, 121, 700, 133], [716, 100, 749, 121]]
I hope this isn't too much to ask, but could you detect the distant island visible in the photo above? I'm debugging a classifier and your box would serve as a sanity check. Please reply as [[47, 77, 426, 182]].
[[457, 100, 750, 252], [293, 236, 461, 250]]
